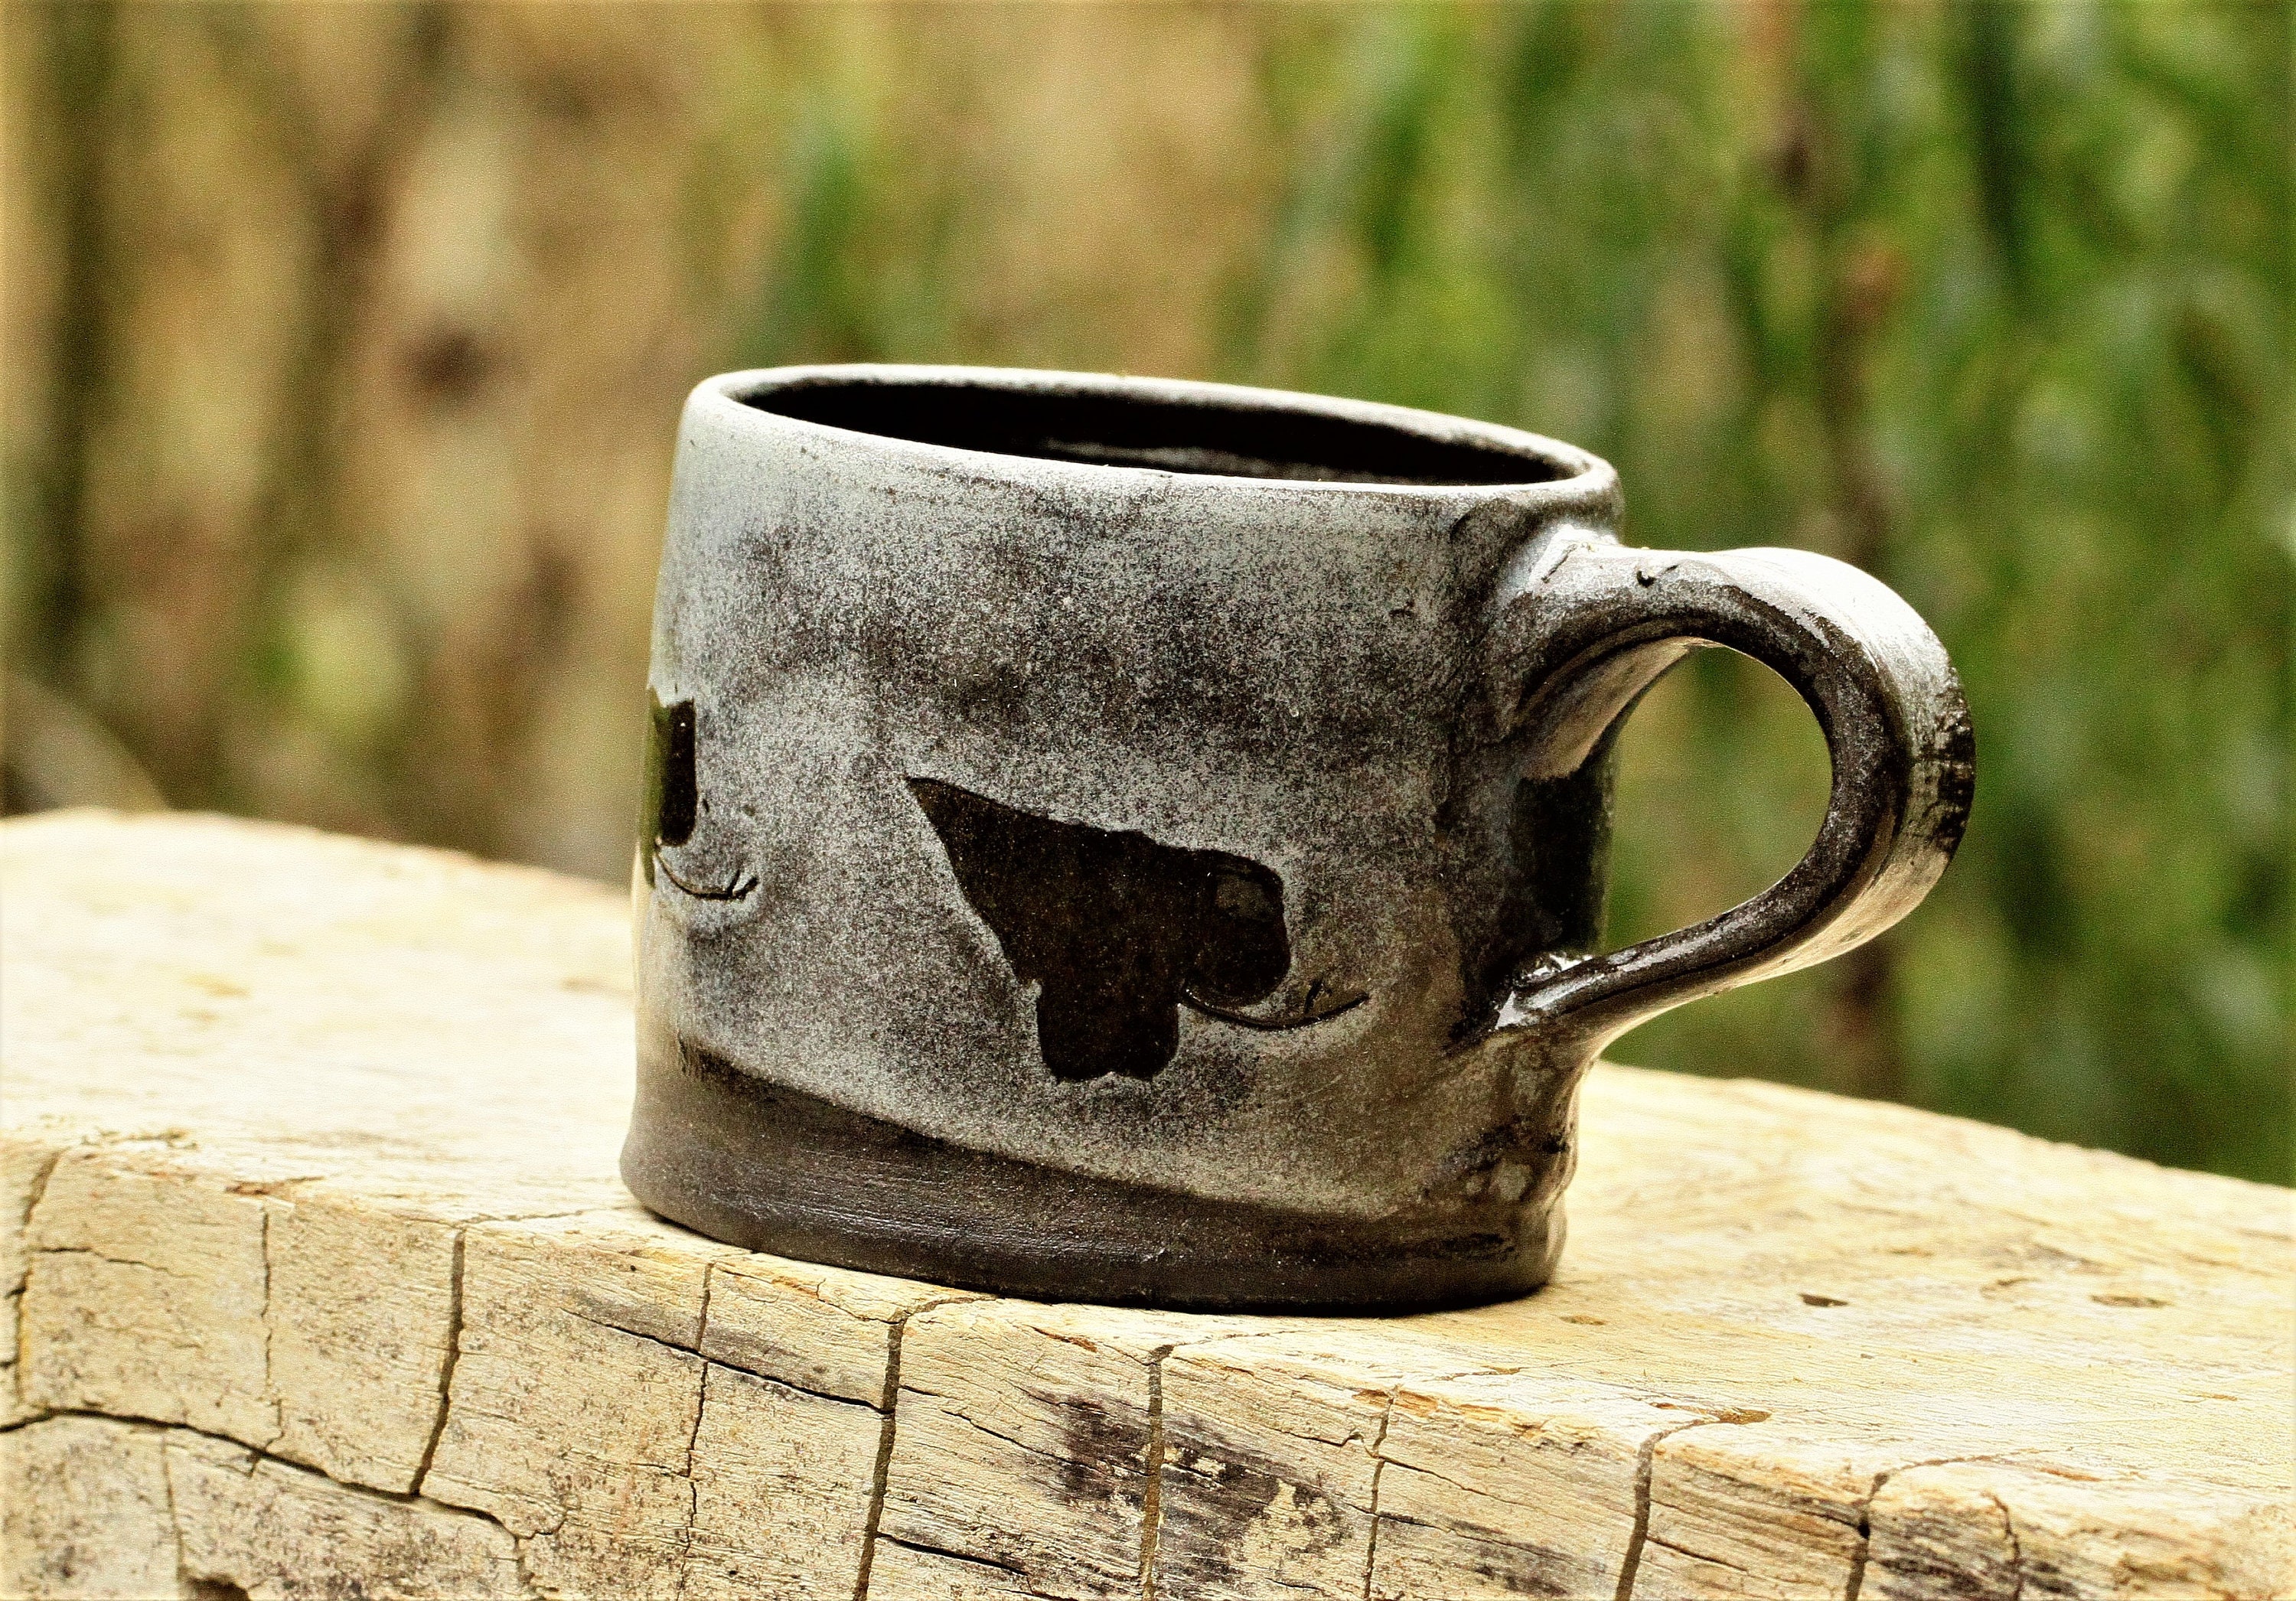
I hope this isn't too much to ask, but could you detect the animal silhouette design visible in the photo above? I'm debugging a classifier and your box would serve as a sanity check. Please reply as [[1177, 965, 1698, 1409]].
[[908, 777, 1297, 1080]]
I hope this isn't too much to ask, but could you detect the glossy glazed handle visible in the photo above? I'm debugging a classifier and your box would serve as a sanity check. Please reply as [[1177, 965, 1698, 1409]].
[[1487, 532, 1975, 1051]]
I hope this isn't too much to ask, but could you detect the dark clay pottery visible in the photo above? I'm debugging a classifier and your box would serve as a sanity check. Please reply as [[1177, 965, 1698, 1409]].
[[621, 366, 1975, 1312]]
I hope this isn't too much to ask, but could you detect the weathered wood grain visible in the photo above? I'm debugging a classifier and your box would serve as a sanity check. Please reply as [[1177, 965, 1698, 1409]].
[[2, 811, 2288, 1599], [168, 1428, 526, 1601], [0, 1417, 179, 1600], [0, 1414, 527, 1601], [19, 1152, 277, 1449], [419, 1213, 727, 1598], [1151, 1335, 1392, 1600], [881, 1300, 1185, 1598], [1370, 1367, 1728, 1599]]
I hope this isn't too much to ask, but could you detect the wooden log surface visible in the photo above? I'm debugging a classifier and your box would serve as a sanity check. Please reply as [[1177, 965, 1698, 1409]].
[[1, 810, 2288, 1599]]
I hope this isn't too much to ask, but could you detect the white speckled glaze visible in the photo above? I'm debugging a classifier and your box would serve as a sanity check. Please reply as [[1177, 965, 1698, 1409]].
[[622, 366, 1972, 1310]]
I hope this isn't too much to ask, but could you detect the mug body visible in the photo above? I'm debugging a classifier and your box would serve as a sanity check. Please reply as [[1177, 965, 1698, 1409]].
[[625, 365, 1623, 1310]]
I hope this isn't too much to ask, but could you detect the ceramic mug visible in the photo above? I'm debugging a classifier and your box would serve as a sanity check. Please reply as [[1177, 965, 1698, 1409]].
[[622, 366, 1974, 1312]]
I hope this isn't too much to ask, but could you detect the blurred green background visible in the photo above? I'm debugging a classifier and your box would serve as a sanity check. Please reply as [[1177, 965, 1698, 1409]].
[[5, 2, 2287, 1181]]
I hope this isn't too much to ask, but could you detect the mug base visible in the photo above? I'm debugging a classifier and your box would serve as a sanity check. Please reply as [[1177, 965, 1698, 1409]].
[[621, 1031, 1564, 1315]]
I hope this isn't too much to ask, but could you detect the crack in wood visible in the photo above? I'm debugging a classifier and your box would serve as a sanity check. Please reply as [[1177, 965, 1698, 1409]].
[[1137, 1345, 1172, 1601], [9, 1149, 65, 1404], [1616, 1416, 1732, 1601], [721, 1361, 886, 1417], [874, 1531, 1029, 1577], [1844, 1504, 1874, 1600], [155, 1412, 197, 1597], [934, 1397, 1119, 1471], [1641, 1532, 1758, 1575], [853, 1312, 911, 1601], [410, 1229, 466, 1500], [1842, 1451, 2035, 1601], [1359, 1387, 1396, 1601], [11, 1404, 530, 1538], [1985, 1489, 2026, 1601], [672, 1259, 718, 1601], [31, 1243, 188, 1277], [256, 1205, 279, 1449], [566, 1310, 711, 1364]]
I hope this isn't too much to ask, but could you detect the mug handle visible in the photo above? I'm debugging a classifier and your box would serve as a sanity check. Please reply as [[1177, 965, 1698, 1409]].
[[1484, 530, 1976, 1050]]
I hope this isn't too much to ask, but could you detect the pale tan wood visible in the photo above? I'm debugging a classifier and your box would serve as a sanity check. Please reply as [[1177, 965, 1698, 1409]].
[[0, 1414, 527, 1601], [703, 1252, 980, 1409], [0, 1418, 179, 1600], [0, 1144, 54, 1430], [1370, 1365, 1728, 1599], [2, 810, 2289, 1599], [165, 1428, 525, 1601], [879, 1299, 1188, 1598], [1151, 1335, 1391, 1600], [867, 1538, 1055, 1600], [1877, 1460, 2296, 1601], [418, 1213, 729, 1599], [684, 1360, 879, 1601], [20, 1154, 277, 1448], [1636, 1426, 1873, 1599], [266, 1190, 461, 1495]]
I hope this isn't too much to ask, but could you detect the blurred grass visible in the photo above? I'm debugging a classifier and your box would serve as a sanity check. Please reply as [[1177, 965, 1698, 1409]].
[[5, 2, 2287, 1181]]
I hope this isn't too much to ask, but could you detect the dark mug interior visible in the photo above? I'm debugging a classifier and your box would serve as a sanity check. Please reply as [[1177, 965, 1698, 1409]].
[[739, 373, 1574, 487]]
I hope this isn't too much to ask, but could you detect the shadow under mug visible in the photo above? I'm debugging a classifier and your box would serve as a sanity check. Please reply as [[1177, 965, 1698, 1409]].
[[623, 365, 1975, 1312]]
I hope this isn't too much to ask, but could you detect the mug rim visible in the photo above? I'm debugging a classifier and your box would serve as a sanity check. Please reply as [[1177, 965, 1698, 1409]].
[[691, 364, 1616, 500]]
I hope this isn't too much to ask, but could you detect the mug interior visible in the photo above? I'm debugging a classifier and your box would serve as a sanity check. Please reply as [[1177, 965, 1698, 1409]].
[[739, 373, 1570, 487]]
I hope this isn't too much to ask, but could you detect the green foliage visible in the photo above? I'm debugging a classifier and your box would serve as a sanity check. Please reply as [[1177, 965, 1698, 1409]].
[[1207, 2, 2290, 1180]]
